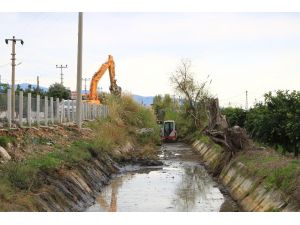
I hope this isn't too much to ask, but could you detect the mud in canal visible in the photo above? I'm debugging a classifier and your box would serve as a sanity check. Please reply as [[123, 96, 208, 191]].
[[87, 142, 239, 212]]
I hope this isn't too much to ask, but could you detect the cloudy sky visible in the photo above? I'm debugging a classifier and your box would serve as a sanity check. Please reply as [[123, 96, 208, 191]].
[[0, 12, 299, 107]]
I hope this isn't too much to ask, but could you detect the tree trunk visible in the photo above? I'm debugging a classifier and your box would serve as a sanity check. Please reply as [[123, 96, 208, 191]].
[[204, 98, 255, 155], [294, 143, 299, 157]]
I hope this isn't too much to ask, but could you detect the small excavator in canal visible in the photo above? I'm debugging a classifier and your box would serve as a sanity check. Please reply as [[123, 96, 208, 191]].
[[86, 55, 122, 104]]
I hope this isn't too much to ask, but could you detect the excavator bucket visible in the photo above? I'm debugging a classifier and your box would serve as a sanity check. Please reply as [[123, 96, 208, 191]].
[[109, 80, 122, 97]]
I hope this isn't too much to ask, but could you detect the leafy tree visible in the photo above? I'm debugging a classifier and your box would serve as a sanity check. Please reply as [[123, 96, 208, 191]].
[[153, 95, 164, 120], [47, 83, 71, 100], [170, 58, 211, 130], [0, 83, 9, 94], [221, 107, 247, 127], [16, 84, 23, 93], [32, 87, 46, 98], [152, 94, 179, 121], [245, 90, 300, 156]]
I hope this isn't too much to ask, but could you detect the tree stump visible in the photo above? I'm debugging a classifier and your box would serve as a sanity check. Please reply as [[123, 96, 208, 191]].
[[204, 98, 254, 155]]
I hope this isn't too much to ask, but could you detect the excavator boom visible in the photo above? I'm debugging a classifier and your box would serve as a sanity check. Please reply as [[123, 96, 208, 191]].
[[88, 55, 121, 104]]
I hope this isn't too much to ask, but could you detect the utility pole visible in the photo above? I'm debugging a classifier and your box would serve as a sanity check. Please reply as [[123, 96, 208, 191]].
[[37, 76, 40, 92], [82, 78, 90, 94], [5, 36, 24, 120], [76, 12, 83, 129], [56, 64, 67, 86], [245, 90, 248, 110]]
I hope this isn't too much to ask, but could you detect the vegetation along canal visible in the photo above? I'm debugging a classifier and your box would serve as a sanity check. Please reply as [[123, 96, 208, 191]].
[[87, 142, 239, 212]]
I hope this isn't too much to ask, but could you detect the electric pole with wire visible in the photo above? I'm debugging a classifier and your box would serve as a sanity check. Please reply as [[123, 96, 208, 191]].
[[82, 78, 90, 94], [76, 12, 83, 129], [245, 90, 248, 110], [37, 76, 40, 93], [5, 36, 24, 120], [56, 64, 67, 86]]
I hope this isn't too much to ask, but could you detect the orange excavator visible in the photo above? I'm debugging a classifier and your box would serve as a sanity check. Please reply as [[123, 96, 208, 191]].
[[87, 55, 121, 104]]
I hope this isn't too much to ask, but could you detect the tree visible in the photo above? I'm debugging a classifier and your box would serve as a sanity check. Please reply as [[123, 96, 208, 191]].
[[170, 58, 211, 130], [153, 95, 164, 120], [245, 90, 300, 156], [221, 107, 247, 127], [47, 83, 71, 100], [0, 83, 9, 94]]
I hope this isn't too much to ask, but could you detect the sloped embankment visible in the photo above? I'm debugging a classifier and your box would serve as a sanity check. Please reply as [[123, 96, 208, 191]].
[[0, 94, 160, 211], [34, 149, 120, 211], [192, 140, 300, 212]]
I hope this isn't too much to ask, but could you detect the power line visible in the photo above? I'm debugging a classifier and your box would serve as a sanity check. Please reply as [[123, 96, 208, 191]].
[[37, 76, 40, 92], [245, 90, 248, 110], [56, 64, 67, 86], [5, 36, 24, 120]]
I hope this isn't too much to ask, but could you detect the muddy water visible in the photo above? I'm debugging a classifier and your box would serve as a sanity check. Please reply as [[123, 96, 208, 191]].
[[87, 142, 238, 212]]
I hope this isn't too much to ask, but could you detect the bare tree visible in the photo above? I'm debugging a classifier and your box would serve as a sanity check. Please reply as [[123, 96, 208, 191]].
[[170, 58, 211, 129]]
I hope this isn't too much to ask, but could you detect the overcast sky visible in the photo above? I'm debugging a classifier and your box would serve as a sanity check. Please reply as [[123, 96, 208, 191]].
[[0, 12, 299, 107]]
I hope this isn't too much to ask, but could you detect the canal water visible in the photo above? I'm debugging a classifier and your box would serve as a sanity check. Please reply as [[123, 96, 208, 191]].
[[87, 142, 238, 212]]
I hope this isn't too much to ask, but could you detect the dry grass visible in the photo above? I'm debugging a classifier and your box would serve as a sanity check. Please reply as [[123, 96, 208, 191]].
[[0, 94, 160, 211]]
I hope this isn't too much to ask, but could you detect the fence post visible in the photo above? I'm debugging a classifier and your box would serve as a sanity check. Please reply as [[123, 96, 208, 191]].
[[36, 94, 40, 127], [81, 102, 84, 121], [50, 97, 54, 125], [18, 91, 23, 127], [44, 96, 48, 126], [72, 100, 75, 122], [56, 98, 60, 123], [90, 104, 93, 120], [83, 102, 86, 120], [84, 103, 87, 120], [81, 102, 84, 120], [67, 99, 70, 122], [98, 105, 101, 118], [7, 89, 11, 128], [88, 104, 91, 120], [91, 104, 94, 119], [99, 105, 102, 118], [86, 102, 88, 120], [62, 99, 65, 123], [27, 93, 32, 127]]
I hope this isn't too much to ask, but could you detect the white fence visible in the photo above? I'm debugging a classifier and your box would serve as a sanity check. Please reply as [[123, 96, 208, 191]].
[[0, 89, 108, 128]]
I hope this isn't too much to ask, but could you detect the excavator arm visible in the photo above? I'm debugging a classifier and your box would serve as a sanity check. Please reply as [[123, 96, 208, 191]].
[[108, 57, 122, 96], [88, 55, 121, 103]]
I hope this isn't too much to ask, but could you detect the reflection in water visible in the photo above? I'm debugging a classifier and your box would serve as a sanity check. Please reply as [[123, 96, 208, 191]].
[[173, 166, 211, 211], [87, 143, 230, 212], [96, 174, 133, 212]]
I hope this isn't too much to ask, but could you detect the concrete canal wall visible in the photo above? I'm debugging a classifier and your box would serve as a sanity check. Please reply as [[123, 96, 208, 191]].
[[192, 140, 299, 212]]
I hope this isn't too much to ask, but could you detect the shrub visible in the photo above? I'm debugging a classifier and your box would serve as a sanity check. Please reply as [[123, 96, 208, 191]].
[[0, 136, 14, 148], [221, 107, 247, 127], [265, 163, 299, 193]]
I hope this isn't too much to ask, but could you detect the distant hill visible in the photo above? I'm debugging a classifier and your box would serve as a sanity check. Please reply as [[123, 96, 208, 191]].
[[17, 83, 48, 92], [132, 95, 154, 106], [14, 83, 154, 105]]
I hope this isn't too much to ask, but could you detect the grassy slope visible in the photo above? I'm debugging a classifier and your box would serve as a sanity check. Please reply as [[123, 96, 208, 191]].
[[235, 149, 300, 197], [194, 133, 300, 208], [0, 94, 160, 211]]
